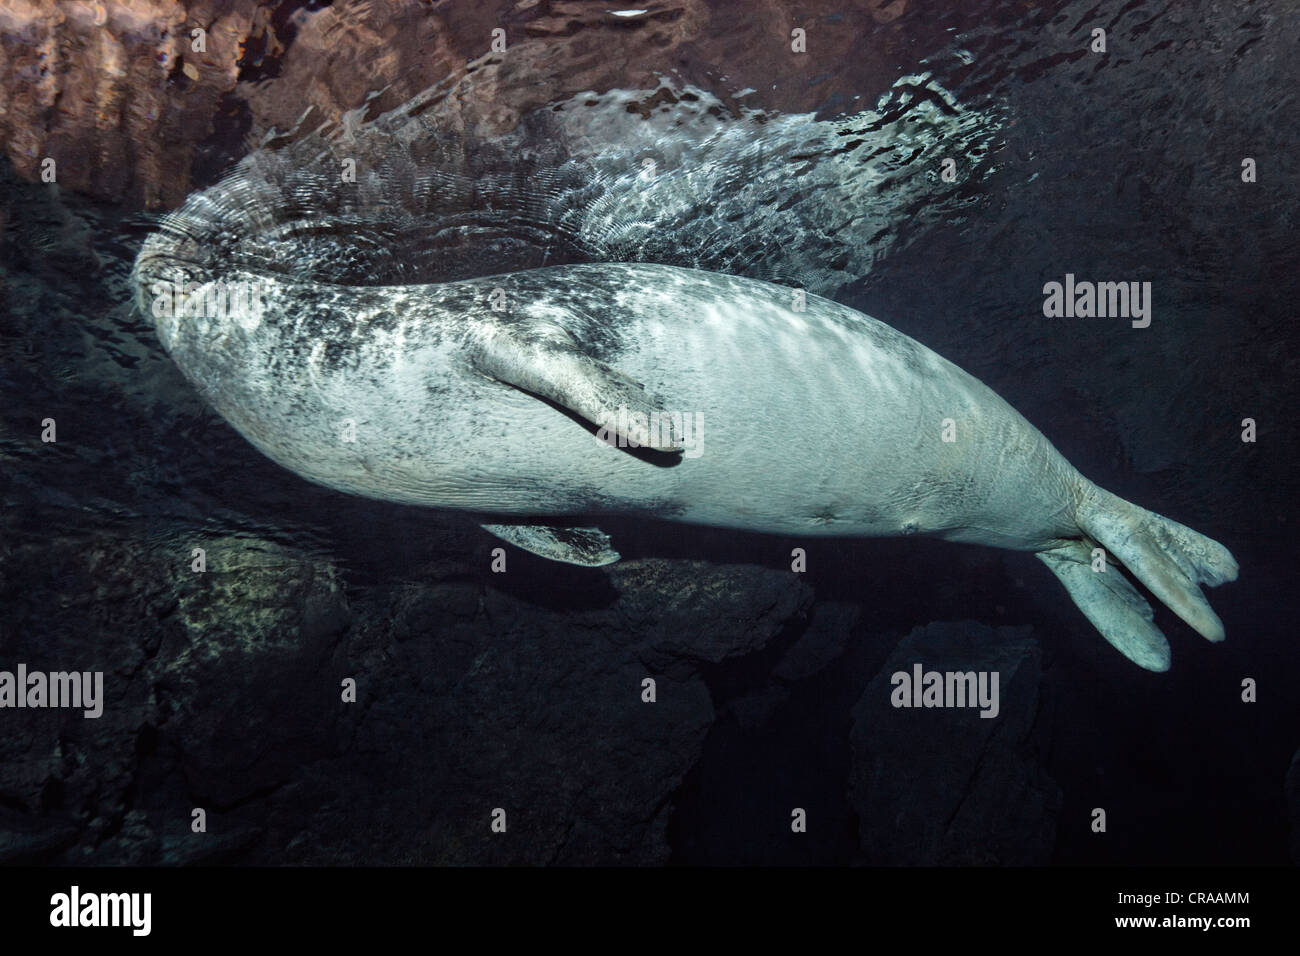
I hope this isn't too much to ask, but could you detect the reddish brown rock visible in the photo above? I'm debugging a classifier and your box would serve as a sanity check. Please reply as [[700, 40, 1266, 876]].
[[1, 0, 911, 210]]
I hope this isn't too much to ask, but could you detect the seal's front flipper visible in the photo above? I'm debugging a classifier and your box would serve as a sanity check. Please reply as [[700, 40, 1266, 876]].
[[1038, 539, 1171, 671], [471, 320, 682, 453], [482, 523, 620, 566]]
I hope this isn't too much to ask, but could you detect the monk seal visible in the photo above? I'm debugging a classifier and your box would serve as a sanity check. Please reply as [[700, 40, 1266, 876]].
[[131, 93, 1236, 673]]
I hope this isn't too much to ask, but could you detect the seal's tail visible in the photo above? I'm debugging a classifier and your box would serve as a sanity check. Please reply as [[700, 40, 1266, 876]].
[[1037, 488, 1238, 671]]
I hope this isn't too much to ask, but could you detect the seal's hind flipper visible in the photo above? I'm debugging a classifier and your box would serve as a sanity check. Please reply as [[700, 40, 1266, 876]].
[[1037, 539, 1172, 671], [1076, 488, 1238, 643], [482, 523, 620, 566], [471, 320, 682, 453]]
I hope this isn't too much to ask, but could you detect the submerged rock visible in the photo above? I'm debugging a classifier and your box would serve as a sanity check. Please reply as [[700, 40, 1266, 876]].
[[773, 601, 860, 682], [0, 529, 809, 865], [849, 621, 1060, 865]]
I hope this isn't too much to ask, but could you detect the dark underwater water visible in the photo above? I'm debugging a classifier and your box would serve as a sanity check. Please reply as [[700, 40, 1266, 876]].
[[1, 0, 1297, 866]]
